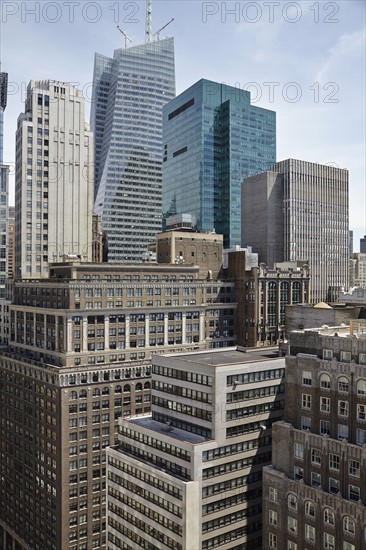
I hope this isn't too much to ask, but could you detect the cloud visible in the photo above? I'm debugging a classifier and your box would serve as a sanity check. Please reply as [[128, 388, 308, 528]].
[[316, 28, 366, 83]]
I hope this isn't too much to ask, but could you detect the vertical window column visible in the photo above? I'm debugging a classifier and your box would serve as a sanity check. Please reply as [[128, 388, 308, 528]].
[[82, 316, 88, 352], [66, 318, 73, 352], [164, 313, 169, 345], [199, 311, 205, 343], [125, 317, 130, 349], [104, 315, 110, 350], [182, 312, 187, 344], [55, 316, 59, 351], [145, 315, 150, 342], [44, 314, 47, 349]]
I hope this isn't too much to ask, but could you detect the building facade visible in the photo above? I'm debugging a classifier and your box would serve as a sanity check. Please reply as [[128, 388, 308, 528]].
[[0, 70, 9, 297], [242, 159, 349, 303], [7, 205, 15, 278], [360, 235, 366, 254], [107, 347, 285, 550], [91, 38, 176, 262], [263, 324, 366, 550], [0, 261, 238, 550], [15, 81, 94, 279], [162, 79, 276, 248]]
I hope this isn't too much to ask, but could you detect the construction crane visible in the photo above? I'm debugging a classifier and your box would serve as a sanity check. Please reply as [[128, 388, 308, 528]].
[[117, 26, 132, 49], [153, 18, 175, 41]]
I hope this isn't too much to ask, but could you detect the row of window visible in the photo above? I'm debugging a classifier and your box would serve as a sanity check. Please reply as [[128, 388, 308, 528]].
[[323, 349, 366, 364], [302, 393, 366, 418], [294, 444, 360, 476], [303, 370, 366, 394], [118, 426, 191, 462], [227, 368, 285, 386], [269, 532, 358, 550]]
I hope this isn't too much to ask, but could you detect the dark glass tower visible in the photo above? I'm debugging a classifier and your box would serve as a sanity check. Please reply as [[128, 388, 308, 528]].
[[91, 38, 176, 262], [162, 79, 276, 248]]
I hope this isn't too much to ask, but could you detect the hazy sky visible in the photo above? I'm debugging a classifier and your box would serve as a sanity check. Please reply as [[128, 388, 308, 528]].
[[1, 0, 365, 249]]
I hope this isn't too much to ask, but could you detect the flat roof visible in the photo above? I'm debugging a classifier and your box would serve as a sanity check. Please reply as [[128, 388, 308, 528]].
[[128, 416, 209, 444], [161, 347, 283, 368]]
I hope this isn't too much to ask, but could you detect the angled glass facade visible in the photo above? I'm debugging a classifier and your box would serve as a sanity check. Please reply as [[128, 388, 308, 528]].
[[91, 38, 176, 262], [162, 80, 276, 248]]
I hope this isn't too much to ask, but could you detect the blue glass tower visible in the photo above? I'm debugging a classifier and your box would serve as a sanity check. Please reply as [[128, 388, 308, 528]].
[[91, 38, 176, 262], [162, 80, 276, 248]]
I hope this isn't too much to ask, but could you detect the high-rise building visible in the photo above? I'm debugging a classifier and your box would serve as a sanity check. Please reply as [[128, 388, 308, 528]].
[[0, 259, 238, 550], [242, 159, 349, 303], [349, 230, 353, 254], [360, 235, 366, 253], [262, 322, 366, 550], [107, 347, 285, 550], [162, 79, 276, 248], [91, 34, 176, 262], [7, 206, 15, 278], [0, 70, 9, 297], [15, 81, 94, 279]]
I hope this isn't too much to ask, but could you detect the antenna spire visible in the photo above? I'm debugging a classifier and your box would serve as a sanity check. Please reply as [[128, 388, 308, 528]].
[[146, 0, 152, 42]]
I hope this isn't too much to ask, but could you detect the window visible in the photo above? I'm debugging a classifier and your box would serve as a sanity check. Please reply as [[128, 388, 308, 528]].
[[359, 354, 366, 365], [324, 533, 335, 550], [356, 428, 366, 445], [269, 510, 278, 526], [341, 351, 351, 363], [348, 484, 360, 501], [269, 487, 278, 503], [302, 370, 312, 386], [288, 543, 297, 550], [305, 524, 315, 543], [329, 454, 340, 470], [329, 478, 340, 494], [357, 379, 366, 395], [311, 448, 321, 465], [357, 404, 366, 420], [320, 419, 330, 435], [338, 376, 349, 392], [343, 516, 355, 535], [349, 459, 360, 477], [305, 500, 315, 517], [320, 373, 331, 389], [288, 516, 297, 535], [323, 508, 335, 526], [311, 472, 321, 487], [288, 494, 297, 511], [294, 466, 303, 480], [301, 416, 311, 430], [343, 543, 355, 550], [320, 396, 330, 413], [268, 533, 277, 549], [338, 424, 349, 440], [294, 443, 304, 459], [302, 394, 312, 409], [323, 349, 333, 359], [338, 400, 349, 417]]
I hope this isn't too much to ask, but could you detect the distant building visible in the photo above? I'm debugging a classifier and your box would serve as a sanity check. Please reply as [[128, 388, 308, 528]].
[[242, 159, 349, 303], [360, 235, 366, 253], [263, 324, 366, 550], [349, 230, 353, 254], [15, 81, 94, 278], [107, 347, 285, 550], [6, 206, 14, 278], [162, 79, 276, 248], [92, 213, 104, 263], [91, 37, 176, 262]]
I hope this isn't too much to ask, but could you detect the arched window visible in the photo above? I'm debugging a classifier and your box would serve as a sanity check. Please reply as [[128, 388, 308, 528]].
[[70, 391, 78, 400], [357, 379, 366, 396], [305, 500, 315, 517], [343, 516, 355, 535], [323, 508, 335, 526], [102, 387, 109, 395], [292, 281, 301, 304], [136, 383, 143, 391], [338, 376, 349, 393], [280, 282, 289, 324], [79, 389, 87, 399], [92, 388, 100, 397], [115, 385, 122, 394], [288, 494, 297, 511], [320, 373, 331, 389], [144, 382, 151, 390], [123, 384, 131, 393]]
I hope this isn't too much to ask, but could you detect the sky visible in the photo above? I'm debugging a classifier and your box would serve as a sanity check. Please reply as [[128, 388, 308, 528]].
[[0, 0, 365, 249]]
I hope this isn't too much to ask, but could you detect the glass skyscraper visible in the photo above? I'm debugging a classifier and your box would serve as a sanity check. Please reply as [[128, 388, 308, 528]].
[[91, 38, 176, 262], [162, 79, 276, 248], [0, 70, 9, 297]]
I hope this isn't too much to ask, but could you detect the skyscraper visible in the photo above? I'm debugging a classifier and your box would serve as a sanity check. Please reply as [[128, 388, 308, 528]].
[[162, 79, 276, 248], [360, 235, 366, 253], [91, 33, 176, 262], [0, 70, 9, 297], [242, 159, 349, 303], [15, 81, 94, 278]]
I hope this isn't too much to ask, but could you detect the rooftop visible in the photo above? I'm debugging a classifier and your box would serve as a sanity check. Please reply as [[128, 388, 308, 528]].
[[127, 415, 209, 444], [162, 346, 282, 368]]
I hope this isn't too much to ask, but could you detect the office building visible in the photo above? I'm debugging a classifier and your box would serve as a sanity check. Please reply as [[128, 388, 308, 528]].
[[91, 35, 176, 262], [15, 80, 94, 279], [263, 323, 366, 550], [107, 347, 285, 550], [162, 79, 276, 248], [348, 230, 353, 254], [0, 70, 9, 298], [7, 206, 15, 278], [0, 258, 238, 550], [360, 235, 366, 253], [242, 159, 349, 303]]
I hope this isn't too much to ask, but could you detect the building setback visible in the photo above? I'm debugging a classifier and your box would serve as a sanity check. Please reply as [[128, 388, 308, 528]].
[[242, 159, 349, 303], [107, 347, 285, 550], [0, 261, 238, 550], [91, 37, 176, 262], [15, 81, 94, 279], [162, 79, 276, 248], [262, 323, 366, 550]]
